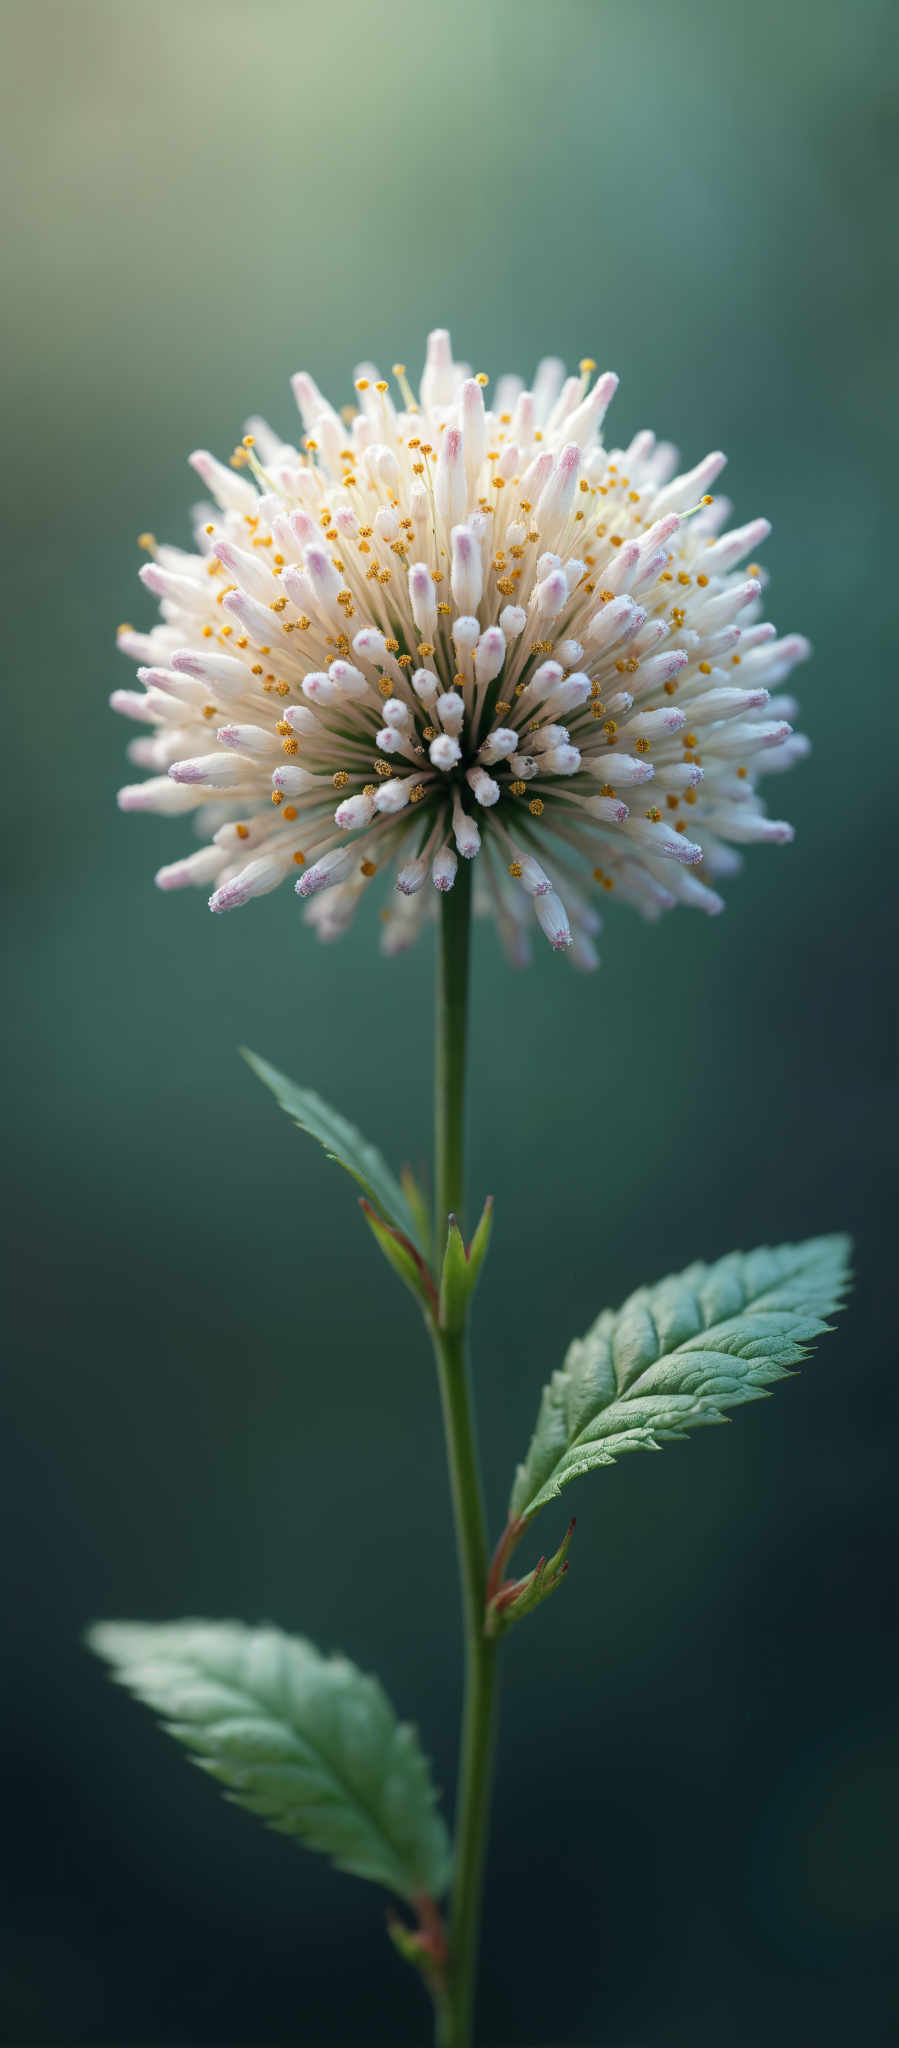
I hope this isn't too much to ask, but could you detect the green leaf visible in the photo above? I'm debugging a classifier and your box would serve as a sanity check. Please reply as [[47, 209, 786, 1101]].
[[509, 1235, 852, 1523], [243, 1051, 424, 1251], [88, 1621, 451, 1902]]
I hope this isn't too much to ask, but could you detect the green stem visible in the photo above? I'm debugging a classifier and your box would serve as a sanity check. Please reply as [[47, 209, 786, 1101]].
[[431, 866, 499, 2048]]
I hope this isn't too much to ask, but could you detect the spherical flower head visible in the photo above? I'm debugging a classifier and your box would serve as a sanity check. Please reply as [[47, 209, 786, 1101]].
[[113, 329, 811, 967]]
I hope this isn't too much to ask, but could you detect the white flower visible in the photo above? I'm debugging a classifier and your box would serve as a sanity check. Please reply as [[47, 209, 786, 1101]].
[[113, 328, 810, 966]]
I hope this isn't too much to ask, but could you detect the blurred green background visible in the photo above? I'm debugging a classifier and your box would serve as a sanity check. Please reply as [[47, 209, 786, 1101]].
[[2, 0, 896, 2042]]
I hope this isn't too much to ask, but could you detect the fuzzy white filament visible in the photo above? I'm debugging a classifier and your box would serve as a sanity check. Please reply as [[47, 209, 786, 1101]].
[[113, 329, 810, 965]]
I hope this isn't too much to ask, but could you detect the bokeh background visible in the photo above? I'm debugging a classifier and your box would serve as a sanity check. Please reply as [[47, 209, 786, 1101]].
[[2, 0, 897, 2042]]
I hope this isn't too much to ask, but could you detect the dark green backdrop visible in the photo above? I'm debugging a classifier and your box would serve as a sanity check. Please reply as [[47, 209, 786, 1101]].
[[3, 1, 896, 2042]]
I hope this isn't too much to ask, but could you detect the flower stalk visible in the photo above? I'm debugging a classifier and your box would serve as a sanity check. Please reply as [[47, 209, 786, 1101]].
[[430, 866, 499, 2047]]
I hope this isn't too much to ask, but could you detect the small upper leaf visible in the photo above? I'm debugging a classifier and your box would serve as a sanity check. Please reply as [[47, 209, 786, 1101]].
[[243, 1051, 424, 1251], [89, 1621, 451, 1902], [509, 1235, 851, 1523]]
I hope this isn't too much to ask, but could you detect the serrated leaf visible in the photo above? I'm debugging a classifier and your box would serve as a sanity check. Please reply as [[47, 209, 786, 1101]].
[[88, 1621, 451, 1902], [509, 1235, 851, 1522], [243, 1051, 424, 1251]]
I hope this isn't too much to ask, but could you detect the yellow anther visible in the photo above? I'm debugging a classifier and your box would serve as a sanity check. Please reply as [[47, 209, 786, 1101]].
[[271, 790, 283, 805], [360, 858, 377, 876], [634, 736, 651, 754], [475, 372, 489, 386], [646, 807, 662, 822], [281, 737, 298, 756], [508, 861, 523, 878], [409, 784, 426, 803], [509, 780, 527, 796], [292, 850, 305, 865], [529, 798, 544, 816], [579, 357, 597, 374]]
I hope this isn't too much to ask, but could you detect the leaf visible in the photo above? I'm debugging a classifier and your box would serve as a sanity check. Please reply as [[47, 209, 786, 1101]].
[[509, 1235, 852, 1522], [243, 1051, 424, 1252], [88, 1621, 451, 1902]]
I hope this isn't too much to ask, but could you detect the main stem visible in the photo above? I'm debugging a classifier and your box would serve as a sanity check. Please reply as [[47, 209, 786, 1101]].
[[432, 865, 499, 2048]]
